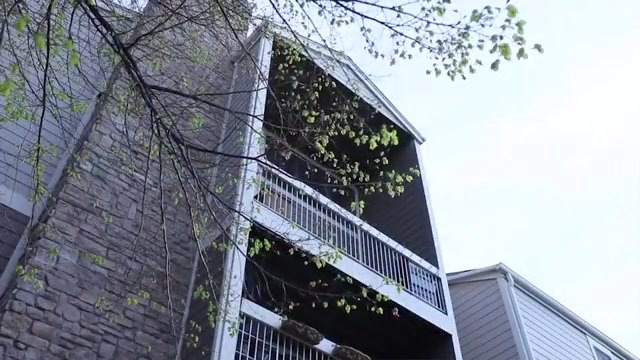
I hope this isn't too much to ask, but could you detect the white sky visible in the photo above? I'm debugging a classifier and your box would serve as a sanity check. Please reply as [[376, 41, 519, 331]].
[[327, 0, 640, 355]]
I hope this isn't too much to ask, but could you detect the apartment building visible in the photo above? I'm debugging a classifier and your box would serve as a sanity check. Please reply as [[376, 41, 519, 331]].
[[179, 26, 462, 359], [0, 0, 462, 358]]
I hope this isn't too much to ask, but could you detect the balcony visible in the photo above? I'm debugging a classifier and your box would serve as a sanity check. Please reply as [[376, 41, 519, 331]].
[[236, 299, 335, 360], [237, 297, 456, 360], [251, 163, 447, 315]]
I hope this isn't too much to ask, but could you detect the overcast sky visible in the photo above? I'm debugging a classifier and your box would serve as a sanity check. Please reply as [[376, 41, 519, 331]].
[[328, 0, 640, 355]]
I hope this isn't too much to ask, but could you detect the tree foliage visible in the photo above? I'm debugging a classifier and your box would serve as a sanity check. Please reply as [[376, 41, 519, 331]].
[[0, 0, 539, 356]]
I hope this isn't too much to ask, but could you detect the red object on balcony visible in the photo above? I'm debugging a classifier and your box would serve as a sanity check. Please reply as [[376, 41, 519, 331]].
[[392, 307, 400, 319]]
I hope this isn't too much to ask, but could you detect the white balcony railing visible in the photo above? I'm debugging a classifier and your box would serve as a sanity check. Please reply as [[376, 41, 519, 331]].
[[237, 300, 335, 359], [253, 164, 447, 314]]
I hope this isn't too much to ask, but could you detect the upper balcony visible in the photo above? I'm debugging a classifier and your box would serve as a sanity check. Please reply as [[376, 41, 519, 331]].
[[253, 163, 446, 314]]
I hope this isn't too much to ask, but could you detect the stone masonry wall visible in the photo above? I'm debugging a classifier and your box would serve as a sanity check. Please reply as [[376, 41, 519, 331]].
[[0, 91, 193, 360], [0, 0, 248, 358]]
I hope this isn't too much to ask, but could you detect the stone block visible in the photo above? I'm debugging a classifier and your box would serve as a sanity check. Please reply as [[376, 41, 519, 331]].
[[60, 332, 93, 348], [54, 296, 81, 322], [14, 290, 36, 306], [34, 248, 57, 267], [99, 342, 116, 357], [134, 331, 156, 346], [35, 297, 56, 311], [67, 347, 97, 360], [31, 321, 58, 342], [46, 274, 81, 297], [0, 312, 32, 338], [9, 300, 26, 314], [26, 306, 44, 321], [17, 333, 48, 351]]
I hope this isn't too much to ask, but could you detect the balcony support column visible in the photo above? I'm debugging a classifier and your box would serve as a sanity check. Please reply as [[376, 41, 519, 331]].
[[412, 140, 462, 359], [211, 34, 273, 360]]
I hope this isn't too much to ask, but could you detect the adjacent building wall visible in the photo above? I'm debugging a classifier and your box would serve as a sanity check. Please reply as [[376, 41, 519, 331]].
[[450, 267, 638, 360], [449, 279, 520, 360], [514, 287, 594, 360]]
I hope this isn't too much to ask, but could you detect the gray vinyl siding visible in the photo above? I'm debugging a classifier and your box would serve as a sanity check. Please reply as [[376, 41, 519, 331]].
[[0, 7, 119, 213], [213, 41, 263, 219], [361, 141, 438, 267], [450, 279, 519, 360], [0, 203, 29, 273], [514, 287, 594, 360]]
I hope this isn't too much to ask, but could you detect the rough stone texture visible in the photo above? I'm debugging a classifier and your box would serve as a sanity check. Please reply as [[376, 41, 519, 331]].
[[333, 345, 372, 360], [0, 1, 247, 359]]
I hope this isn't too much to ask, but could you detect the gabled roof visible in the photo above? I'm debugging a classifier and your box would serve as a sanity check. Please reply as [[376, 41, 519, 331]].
[[241, 23, 426, 144], [448, 263, 639, 360]]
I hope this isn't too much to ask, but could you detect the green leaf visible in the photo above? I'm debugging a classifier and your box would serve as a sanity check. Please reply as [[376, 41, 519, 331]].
[[35, 33, 46, 50], [470, 9, 481, 22], [499, 43, 512, 60], [9, 63, 19, 75], [533, 43, 544, 54], [515, 19, 527, 35], [15, 15, 30, 32], [64, 38, 74, 50], [516, 47, 528, 60], [0, 79, 15, 97], [126, 297, 139, 305], [490, 59, 500, 71], [190, 114, 204, 129], [506, 4, 518, 18], [70, 52, 80, 67], [71, 102, 89, 113]]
